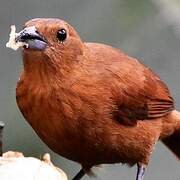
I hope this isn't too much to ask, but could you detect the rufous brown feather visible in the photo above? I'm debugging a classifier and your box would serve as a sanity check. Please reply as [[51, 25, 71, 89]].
[[14, 18, 180, 180]]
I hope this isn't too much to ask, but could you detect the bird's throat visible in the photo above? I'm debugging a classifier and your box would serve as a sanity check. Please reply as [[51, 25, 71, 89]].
[[22, 49, 58, 84]]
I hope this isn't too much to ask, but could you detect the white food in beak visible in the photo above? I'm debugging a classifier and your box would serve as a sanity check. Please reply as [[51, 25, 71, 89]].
[[6, 25, 28, 50]]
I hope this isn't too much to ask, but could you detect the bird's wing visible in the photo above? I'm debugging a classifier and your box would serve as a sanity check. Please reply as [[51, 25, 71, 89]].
[[108, 58, 174, 124], [85, 43, 174, 124]]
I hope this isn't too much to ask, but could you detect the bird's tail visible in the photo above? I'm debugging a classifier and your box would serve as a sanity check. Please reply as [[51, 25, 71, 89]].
[[161, 110, 180, 159]]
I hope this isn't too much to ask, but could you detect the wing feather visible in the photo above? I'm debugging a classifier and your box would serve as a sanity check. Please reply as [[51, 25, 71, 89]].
[[110, 59, 174, 124]]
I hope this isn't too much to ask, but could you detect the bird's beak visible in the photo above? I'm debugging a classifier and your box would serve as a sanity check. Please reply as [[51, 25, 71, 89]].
[[15, 26, 47, 50]]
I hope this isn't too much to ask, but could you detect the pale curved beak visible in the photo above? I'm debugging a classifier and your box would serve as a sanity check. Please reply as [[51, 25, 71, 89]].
[[15, 26, 47, 50]]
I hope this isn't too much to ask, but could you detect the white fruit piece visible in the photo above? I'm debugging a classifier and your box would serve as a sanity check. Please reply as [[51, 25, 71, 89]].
[[0, 151, 68, 180], [6, 25, 28, 50]]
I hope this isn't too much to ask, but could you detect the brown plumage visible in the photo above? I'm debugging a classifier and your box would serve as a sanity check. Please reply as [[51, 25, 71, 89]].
[[14, 18, 180, 180]]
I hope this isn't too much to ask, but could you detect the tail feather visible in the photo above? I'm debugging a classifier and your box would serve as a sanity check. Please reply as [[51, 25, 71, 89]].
[[162, 132, 180, 159], [162, 110, 180, 159]]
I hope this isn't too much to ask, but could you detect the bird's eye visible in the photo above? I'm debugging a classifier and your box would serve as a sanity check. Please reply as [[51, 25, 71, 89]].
[[57, 29, 67, 42]]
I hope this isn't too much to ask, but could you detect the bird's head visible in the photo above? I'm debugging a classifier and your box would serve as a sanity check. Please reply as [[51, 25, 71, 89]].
[[16, 18, 85, 75]]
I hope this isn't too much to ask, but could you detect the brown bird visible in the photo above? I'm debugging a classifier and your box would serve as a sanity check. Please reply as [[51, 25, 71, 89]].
[[12, 18, 180, 180]]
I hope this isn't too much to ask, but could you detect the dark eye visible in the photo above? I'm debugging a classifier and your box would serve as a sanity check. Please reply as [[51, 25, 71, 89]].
[[57, 29, 67, 41]]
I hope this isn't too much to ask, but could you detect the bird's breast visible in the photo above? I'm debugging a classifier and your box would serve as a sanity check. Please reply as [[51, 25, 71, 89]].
[[16, 78, 110, 164], [15, 75, 159, 166], [16, 79, 79, 157]]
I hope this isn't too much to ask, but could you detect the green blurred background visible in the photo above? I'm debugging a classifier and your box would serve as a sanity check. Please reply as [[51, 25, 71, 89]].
[[1, 0, 180, 179]]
